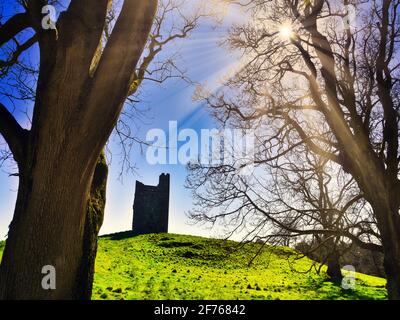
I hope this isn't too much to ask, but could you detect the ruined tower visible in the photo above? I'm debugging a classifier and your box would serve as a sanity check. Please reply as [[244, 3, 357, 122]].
[[132, 173, 170, 235]]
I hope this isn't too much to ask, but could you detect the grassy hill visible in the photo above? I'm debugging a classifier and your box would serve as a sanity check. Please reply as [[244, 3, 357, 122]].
[[0, 233, 388, 300]]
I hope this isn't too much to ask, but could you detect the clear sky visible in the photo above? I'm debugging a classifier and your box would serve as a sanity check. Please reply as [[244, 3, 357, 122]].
[[0, 2, 243, 240]]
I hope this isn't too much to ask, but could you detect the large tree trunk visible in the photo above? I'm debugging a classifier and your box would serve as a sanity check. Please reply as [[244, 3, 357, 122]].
[[382, 245, 400, 300], [0, 154, 109, 300], [319, 235, 343, 283], [0, 142, 99, 299], [76, 153, 108, 300], [361, 169, 400, 299], [326, 251, 343, 283], [373, 203, 400, 300]]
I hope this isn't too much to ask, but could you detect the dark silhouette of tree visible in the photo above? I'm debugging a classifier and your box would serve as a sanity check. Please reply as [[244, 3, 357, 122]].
[[190, 0, 399, 298], [187, 143, 380, 282], [0, 0, 158, 299], [268, 154, 374, 282]]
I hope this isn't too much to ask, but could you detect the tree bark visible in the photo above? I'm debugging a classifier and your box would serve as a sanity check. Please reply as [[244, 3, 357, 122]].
[[326, 251, 343, 283], [0, 142, 97, 299], [373, 203, 400, 300], [76, 153, 108, 300], [319, 234, 343, 283], [382, 245, 400, 300]]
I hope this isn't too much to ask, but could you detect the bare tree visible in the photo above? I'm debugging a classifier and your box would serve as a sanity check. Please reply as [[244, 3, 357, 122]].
[[268, 153, 375, 282], [186, 141, 380, 282], [191, 0, 400, 298]]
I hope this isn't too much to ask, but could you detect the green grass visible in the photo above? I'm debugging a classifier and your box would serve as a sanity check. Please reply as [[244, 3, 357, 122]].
[[92, 233, 387, 300], [0, 233, 388, 300]]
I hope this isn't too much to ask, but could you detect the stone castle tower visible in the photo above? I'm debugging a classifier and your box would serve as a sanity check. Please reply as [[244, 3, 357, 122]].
[[132, 173, 170, 235]]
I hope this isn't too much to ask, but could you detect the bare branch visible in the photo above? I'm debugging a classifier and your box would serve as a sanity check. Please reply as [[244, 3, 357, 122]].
[[0, 103, 28, 164]]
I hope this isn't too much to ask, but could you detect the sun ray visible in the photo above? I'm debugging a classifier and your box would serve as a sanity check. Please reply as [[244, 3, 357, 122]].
[[279, 22, 294, 40]]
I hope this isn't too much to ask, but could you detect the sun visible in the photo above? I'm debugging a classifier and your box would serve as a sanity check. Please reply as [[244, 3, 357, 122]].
[[279, 23, 294, 40]]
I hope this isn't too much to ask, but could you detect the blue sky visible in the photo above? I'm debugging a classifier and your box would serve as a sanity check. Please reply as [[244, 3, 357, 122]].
[[0, 2, 243, 240]]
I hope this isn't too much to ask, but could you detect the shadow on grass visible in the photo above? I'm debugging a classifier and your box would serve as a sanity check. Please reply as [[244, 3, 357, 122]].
[[306, 276, 387, 300], [101, 230, 139, 240]]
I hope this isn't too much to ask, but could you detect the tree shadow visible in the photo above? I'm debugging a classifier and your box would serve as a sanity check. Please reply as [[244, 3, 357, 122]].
[[101, 230, 139, 240]]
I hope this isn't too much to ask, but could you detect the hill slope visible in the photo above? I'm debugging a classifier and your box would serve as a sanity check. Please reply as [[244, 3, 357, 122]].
[[0, 233, 387, 300], [92, 233, 387, 300]]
